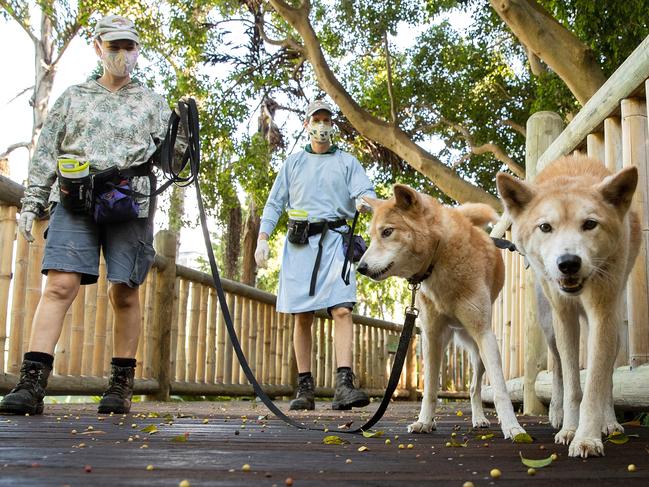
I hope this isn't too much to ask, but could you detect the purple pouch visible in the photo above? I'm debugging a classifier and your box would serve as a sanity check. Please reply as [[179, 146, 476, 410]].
[[93, 180, 140, 224], [343, 234, 367, 263]]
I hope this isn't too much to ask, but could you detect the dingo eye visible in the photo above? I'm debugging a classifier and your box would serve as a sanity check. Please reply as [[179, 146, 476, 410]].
[[582, 219, 598, 230], [381, 228, 393, 238], [539, 223, 552, 233]]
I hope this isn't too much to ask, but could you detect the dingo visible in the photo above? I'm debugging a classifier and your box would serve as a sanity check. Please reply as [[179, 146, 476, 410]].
[[497, 155, 640, 458], [358, 184, 526, 439]]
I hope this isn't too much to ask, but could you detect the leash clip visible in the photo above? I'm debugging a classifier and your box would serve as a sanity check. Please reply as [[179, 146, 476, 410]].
[[405, 282, 420, 317]]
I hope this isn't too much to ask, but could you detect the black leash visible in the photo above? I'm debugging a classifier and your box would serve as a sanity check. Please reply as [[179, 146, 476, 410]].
[[163, 99, 420, 434], [341, 210, 359, 285]]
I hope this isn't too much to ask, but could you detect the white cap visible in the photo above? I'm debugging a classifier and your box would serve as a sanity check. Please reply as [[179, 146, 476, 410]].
[[305, 100, 334, 118], [95, 15, 140, 44]]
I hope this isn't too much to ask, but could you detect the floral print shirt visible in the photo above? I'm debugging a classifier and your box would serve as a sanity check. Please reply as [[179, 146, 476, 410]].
[[22, 77, 185, 218]]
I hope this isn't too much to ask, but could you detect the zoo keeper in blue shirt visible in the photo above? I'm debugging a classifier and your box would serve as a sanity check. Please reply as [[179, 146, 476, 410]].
[[255, 100, 376, 411]]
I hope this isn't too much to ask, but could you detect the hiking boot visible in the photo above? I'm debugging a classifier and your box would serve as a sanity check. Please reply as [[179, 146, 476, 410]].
[[332, 368, 369, 410], [0, 359, 52, 415], [98, 364, 135, 414], [289, 374, 315, 410]]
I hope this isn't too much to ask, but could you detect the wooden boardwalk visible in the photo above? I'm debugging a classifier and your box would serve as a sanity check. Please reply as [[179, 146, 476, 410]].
[[0, 400, 647, 486]]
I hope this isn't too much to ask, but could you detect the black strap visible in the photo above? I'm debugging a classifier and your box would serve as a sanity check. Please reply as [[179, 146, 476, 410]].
[[175, 98, 418, 434], [491, 237, 517, 252], [309, 223, 329, 296], [341, 211, 360, 285]]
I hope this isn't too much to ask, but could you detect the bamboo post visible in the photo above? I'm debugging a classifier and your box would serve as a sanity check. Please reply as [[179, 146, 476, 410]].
[[623, 96, 649, 368], [268, 306, 278, 385], [232, 295, 243, 384], [187, 281, 201, 382], [92, 259, 108, 376], [206, 288, 217, 383], [0, 206, 17, 374], [215, 290, 226, 383], [247, 299, 257, 375], [222, 292, 234, 384], [586, 132, 605, 162], [142, 271, 157, 378], [274, 309, 284, 384], [604, 117, 624, 172], [68, 286, 86, 376], [170, 277, 180, 382], [237, 296, 249, 384], [261, 304, 272, 383], [523, 111, 563, 415], [406, 331, 418, 400], [316, 317, 325, 385], [149, 230, 177, 399], [254, 304, 264, 378], [81, 283, 97, 375], [175, 278, 189, 382], [325, 319, 334, 388], [135, 275, 147, 379], [197, 285, 209, 383], [354, 321, 361, 383], [8, 229, 29, 373], [281, 313, 291, 384]]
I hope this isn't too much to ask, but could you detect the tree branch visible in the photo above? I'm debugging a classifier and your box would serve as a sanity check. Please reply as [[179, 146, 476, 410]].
[[0, 0, 38, 43], [383, 31, 397, 125], [0, 141, 31, 159], [7, 85, 34, 104], [268, 0, 499, 208], [440, 115, 525, 178], [490, 0, 606, 104], [525, 45, 547, 76], [499, 119, 526, 137]]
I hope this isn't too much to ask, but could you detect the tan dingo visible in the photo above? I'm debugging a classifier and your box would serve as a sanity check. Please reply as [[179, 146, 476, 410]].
[[358, 184, 526, 440], [497, 155, 640, 458]]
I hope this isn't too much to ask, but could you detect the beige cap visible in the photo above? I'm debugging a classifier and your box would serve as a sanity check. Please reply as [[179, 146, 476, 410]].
[[305, 100, 334, 118], [95, 15, 140, 43]]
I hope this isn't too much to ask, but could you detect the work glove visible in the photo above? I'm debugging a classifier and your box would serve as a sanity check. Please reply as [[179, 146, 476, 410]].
[[255, 239, 270, 268], [355, 197, 372, 214], [18, 211, 37, 243]]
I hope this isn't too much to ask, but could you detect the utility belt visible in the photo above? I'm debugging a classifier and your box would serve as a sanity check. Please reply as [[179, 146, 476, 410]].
[[57, 162, 155, 224], [287, 218, 346, 296]]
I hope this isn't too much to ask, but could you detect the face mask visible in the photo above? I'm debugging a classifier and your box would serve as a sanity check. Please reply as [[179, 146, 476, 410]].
[[98, 44, 139, 77], [308, 121, 334, 144]]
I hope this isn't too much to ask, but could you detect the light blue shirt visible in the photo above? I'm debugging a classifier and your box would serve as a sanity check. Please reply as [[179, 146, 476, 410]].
[[260, 148, 376, 313]]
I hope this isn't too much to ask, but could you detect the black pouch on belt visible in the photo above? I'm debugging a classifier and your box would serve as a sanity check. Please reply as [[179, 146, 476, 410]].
[[57, 172, 93, 214], [287, 219, 310, 245]]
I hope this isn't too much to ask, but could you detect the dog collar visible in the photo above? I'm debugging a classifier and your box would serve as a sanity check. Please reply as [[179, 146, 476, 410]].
[[407, 263, 434, 285]]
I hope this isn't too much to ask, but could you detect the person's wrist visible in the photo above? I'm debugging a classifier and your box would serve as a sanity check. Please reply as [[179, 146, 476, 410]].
[[258, 233, 269, 241]]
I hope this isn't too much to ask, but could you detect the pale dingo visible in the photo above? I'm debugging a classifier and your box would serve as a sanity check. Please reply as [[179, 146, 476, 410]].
[[358, 184, 526, 440], [497, 155, 640, 458]]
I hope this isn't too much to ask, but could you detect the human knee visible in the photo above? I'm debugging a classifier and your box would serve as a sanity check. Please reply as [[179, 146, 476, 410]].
[[43, 273, 80, 302], [109, 284, 139, 310], [330, 306, 352, 321]]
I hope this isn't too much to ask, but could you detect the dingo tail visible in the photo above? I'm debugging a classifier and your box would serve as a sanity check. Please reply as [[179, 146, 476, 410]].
[[457, 203, 499, 228]]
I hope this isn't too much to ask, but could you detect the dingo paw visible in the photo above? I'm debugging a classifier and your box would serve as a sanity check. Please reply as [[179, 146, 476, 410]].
[[472, 415, 491, 428], [568, 436, 604, 458], [502, 424, 526, 440], [555, 428, 575, 445], [602, 421, 624, 436], [408, 420, 436, 434], [549, 399, 563, 429]]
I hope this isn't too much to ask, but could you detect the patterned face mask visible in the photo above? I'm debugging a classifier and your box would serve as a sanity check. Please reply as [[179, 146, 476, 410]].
[[308, 121, 334, 144], [98, 44, 139, 77]]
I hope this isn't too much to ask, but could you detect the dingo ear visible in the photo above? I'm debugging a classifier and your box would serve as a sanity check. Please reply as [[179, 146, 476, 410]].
[[496, 172, 535, 217], [393, 184, 419, 211], [598, 166, 638, 213]]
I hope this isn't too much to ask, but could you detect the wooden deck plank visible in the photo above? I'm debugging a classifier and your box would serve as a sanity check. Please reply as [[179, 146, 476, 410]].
[[0, 401, 648, 486]]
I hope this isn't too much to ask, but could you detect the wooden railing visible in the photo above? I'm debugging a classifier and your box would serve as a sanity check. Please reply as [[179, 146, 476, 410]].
[[0, 177, 472, 399], [487, 34, 649, 412]]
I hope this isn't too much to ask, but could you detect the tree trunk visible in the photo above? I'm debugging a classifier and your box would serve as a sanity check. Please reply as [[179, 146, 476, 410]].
[[31, 14, 57, 159], [268, 0, 500, 209], [240, 198, 261, 286], [168, 185, 185, 234], [223, 203, 242, 280], [489, 0, 606, 105]]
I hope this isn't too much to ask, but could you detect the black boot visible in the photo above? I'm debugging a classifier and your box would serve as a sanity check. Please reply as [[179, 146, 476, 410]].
[[98, 364, 135, 414], [289, 374, 315, 410], [332, 368, 369, 410], [0, 359, 52, 415]]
